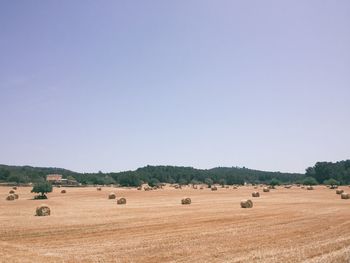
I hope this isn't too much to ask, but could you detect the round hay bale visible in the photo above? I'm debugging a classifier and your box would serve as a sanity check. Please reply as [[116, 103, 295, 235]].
[[263, 187, 270, 192], [9, 190, 15, 194], [252, 192, 260, 197], [117, 198, 126, 205], [12, 186, 17, 190], [240, 199, 253, 208], [13, 193, 19, 199], [200, 186, 204, 190], [36, 205, 50, 216], [108, 193, 116, 199], [307, 186, 314, 190], [254, 186, 258, 189], [233, 186, 237, 189], [6, 194, 15, 201], [61, 189, 66, 194], [137, 187, 142, 190], [211, 186, 217, 191], [181, 198, 191, 205], [336, 189, 344, 195], [341, 193, 349, 199], [97, 187, 102, 191]]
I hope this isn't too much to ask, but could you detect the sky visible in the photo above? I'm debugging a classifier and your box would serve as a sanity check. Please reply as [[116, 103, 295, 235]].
[[0, 1, 349, 173]]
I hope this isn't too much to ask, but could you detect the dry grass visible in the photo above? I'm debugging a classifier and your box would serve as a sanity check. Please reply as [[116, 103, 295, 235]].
[[0, 186, 350, 262]]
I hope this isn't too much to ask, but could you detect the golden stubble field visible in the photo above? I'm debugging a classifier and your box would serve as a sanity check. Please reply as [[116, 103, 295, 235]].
[[1, 185, 350, 263]]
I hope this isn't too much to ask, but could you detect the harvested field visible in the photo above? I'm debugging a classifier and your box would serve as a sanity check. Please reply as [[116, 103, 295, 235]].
[[0, 186, 350, 263]]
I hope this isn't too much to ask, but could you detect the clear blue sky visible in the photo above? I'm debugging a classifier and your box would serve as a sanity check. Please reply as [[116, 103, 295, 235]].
[[1, 1, 349, 173]]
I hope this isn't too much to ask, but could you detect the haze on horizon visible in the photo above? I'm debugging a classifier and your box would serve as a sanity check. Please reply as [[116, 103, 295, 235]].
[[1, 1, 349, 174]]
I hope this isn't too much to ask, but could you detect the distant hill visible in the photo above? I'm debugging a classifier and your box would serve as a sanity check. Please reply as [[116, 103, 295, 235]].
[[0, 164, 78, 184], [0, 163, 305, 186], [2, 161, 349, 186]]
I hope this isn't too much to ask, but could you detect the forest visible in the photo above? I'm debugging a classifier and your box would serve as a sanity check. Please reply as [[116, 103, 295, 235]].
[[0, 160, 349, 186]]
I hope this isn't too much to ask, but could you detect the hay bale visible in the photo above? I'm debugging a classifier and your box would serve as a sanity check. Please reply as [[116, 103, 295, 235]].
[[12, 186, 17, 190], [137, 186, 142, 190], [36, 205, 50, 216], [254, 186, 258, 189], [181, 198, 191, 205], [263, 187, 270, 192], [336, 189, 344, 195], [233, 186, 237, 189], [211, 186, 217, 191], [6, 194, 15, 201], [13, 193, 19, 199], [341, 193, 349, 199], [9, 190, 15, 194], [108, 193, 116, 199], [240, 199, 253, 208], [117, 198, 126, 204], [200, 186, 204, 190], [61, 189, 66, 194], [252, 192, 260, 197], [307, 186, 314, 190], [97, 187, 102, 191]]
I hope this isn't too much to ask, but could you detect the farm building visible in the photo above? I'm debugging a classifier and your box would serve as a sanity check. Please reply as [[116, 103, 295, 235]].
[[46, 174, 63, 183], [46, 174, 79, 186]]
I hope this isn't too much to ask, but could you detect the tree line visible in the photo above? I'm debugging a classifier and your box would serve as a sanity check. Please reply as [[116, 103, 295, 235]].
[[1, 160, 349, 186]]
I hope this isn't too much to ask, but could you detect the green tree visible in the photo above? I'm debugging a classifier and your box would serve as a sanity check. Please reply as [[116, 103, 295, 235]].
[[205, 178, 213, 188], [148, 178, 160, 187], [219, 178, 227, 187], [67, 175, 76, 181], [7, 174, 29, 184], [178, 178, 188, 185], [0, 168, 10, 181], [323, 178, 339, 186], [302, 176, 318, 186], [270, 178, 281, 186], [31, 182, 53, 198]]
